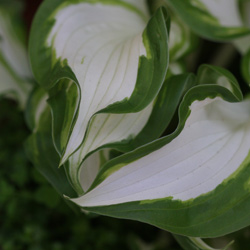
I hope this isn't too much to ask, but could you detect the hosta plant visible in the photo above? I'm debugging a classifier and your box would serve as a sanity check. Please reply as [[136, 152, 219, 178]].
[[1, 0, 250, 249]]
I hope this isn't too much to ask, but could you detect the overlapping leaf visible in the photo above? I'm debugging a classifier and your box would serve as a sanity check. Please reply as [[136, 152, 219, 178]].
[[29, 0, 174, 195], [165, 0, 250, 86], [69, 66, 250, 237], [165, 0, 250, 40], [27, 0, 250, 240], [29, 0, 169, 170], [66, 74, 196, 194]]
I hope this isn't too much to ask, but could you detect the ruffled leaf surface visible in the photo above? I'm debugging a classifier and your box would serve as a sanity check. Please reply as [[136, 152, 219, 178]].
[[70, 66, 250, 237], [29, 0, 170, 166], [68, 74, 196, 194]]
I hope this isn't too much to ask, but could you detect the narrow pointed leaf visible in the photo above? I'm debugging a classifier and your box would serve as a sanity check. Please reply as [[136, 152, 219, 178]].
[[25, 88, 77, 198], [148, 0, 198, 62], [47, 79, 79, 155]]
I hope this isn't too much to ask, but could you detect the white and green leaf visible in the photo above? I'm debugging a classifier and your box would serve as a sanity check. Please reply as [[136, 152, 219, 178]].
[[147, 0, 198, 62], [73, 97, 250, 206], [68, 66, 250, 237], [28, 0, 250, 237], [25, 86, 78, 198], [165, 0, 250, 40], [66, 103, 153, 194], [29, 0, 169, 166], [0, 7, 32, 107], [66, 74, 196, 194], [79, 149, 111, 193], [169, 15, 198, 62], [164, 0, 250, 86]]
